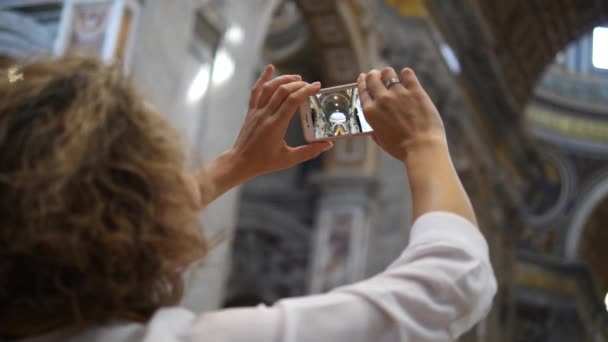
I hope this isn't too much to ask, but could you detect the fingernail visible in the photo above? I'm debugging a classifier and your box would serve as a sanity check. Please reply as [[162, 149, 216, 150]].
[[322, 142, 333, 151], [293, 75, 302, 80], [312, 81, 321, 87]]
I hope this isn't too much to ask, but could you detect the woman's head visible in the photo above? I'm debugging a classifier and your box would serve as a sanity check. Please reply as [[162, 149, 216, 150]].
[[0, 57, 207, 334]]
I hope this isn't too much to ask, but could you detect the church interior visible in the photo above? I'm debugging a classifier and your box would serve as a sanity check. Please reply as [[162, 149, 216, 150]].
[[1, 0, 608, 340]]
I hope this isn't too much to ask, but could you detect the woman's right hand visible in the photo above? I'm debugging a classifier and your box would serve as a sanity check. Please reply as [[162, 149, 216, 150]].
[[359, 67, 477, 225], [357, 67, 446, 162]]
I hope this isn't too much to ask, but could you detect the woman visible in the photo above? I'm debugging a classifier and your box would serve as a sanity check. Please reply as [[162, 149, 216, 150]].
[[0, 57, 496, 341]]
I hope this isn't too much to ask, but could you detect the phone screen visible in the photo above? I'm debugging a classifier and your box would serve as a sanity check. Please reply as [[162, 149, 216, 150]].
[[308, 85, 373, 140]]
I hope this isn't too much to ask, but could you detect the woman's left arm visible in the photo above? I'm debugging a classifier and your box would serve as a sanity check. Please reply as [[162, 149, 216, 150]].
[[195, 65, 333, 209]]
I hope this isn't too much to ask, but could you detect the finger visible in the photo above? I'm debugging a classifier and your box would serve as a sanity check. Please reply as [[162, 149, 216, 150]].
[[365, 69, 388, 100], [264, 81, 311, 116], [358, 73, 379, 125], [381, 67, 405, 91], [401, 68, 421, 91], [272, 81, 321, 125], [249, 65, 274, 109], [258, 74, 302, 109], [358, 73, 373, 106], [286, 141, 333, 165]]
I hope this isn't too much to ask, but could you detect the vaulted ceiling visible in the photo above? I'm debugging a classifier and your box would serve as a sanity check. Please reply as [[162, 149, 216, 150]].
[[428, 0, 608, 113], [424, 0, 608, 195]]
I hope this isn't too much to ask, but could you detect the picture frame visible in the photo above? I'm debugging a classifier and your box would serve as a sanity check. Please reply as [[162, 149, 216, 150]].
[[54, 0, 140, 72], [309, 205, 370, 294]]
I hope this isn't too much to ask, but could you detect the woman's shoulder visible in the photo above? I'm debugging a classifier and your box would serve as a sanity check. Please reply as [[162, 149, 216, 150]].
[[22, 305, 281, 342], [20, 308, 194, 342]]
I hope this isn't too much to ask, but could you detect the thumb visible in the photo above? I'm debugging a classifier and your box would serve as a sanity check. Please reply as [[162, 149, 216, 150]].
[[287, 142, 333, 165]]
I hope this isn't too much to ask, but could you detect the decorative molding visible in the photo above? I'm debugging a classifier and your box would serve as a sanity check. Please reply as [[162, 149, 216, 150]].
[[531, 126, 608, 159], [523, 151, 577, 228], [295, 0, 377, 85], [537, 66, 608, 110], [527, 105, 608, 144], [565, 168, 608, 260], [515, 252, 608, 339]]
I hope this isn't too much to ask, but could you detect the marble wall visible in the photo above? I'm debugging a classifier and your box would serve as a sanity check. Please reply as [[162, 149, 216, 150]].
[[130, 0, 282, 312]]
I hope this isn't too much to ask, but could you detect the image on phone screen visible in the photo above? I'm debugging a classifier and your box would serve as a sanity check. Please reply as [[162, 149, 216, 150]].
[[308, 86, 372, 140]]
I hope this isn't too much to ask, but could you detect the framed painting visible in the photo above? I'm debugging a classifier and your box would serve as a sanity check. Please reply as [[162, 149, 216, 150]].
[[54, 0, 140, 72], [309, 205, 370, 293]]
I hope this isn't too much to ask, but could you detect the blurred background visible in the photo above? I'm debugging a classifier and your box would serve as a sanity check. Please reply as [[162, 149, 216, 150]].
[[1, 0, 608, 340]]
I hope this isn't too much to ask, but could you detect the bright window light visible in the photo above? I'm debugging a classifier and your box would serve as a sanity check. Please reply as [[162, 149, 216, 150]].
[[187, 64, 211, 104], [225, 25, 244, 45], [211, 48, 235, 85], [592, 27, 608, 69], [439, 44, 461, 74]]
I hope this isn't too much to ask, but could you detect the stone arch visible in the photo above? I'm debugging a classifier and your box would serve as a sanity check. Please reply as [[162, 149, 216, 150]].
[[472, 0, 608, 107], [565, 169, 608, 260], [426, 1, 608, 154], [524, 150, 577, 228]]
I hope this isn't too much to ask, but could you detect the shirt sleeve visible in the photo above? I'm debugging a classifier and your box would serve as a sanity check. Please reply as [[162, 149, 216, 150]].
[[146, 211, 497, 342]]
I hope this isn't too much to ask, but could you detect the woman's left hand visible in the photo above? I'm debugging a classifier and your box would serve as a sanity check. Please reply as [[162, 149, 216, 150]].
[[196, 65, 332, 208]]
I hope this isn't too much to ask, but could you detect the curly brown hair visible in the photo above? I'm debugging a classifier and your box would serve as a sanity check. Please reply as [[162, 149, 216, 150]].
[[0, 57, 207, 337]]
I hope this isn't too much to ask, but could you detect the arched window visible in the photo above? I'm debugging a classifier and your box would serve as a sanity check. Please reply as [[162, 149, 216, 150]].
[[592, 27, 608, 70]]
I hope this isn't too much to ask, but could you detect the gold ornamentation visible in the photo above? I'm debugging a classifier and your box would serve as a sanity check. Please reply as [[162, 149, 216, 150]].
[[8, 66, 24, 83]]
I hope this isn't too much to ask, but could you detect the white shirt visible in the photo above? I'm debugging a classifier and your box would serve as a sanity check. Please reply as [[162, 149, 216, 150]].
[[22, 212, 497, 342]]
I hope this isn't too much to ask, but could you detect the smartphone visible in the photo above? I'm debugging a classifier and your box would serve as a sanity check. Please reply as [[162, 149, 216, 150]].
[[299, 83, 373, 142]]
